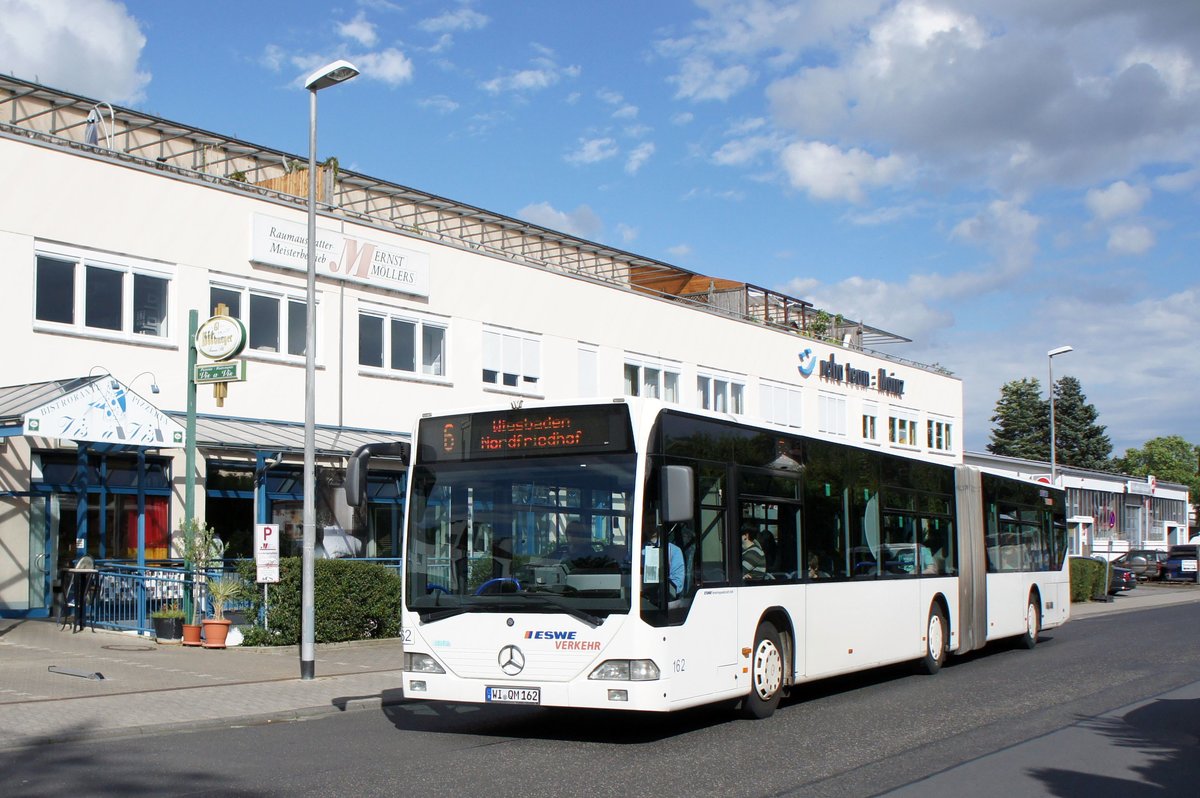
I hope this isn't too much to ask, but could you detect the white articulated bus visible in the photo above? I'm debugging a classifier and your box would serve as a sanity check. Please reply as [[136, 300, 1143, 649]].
[[346, 398, 1070, 718]]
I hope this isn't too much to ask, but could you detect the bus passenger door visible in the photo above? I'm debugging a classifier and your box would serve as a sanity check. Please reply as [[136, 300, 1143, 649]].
[[670, 491, 738, 703]]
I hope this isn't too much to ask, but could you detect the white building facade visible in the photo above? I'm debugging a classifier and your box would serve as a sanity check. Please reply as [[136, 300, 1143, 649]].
[[0, 75, 962, 617]]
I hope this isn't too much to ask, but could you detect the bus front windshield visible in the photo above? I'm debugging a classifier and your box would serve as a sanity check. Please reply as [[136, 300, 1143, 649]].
[[405, 453, 637, 621]]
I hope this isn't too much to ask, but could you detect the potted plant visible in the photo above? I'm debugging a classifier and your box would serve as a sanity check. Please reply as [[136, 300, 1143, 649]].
[[201, 576, 243, 649], [180, 518, 217, 646], [150, 605, 185, 644]]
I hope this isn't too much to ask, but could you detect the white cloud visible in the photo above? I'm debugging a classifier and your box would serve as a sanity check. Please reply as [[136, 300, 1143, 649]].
[[613, 104, 639, 120], [672, 112, 695, 126], [260, 44, 286, 73], [625, 142, 655, 175], [0, 0, 149, 103], [518, 202, 602, 239], [419, 7, 489, 33], [1107, 224, 1156, 256], [419, 95, 459, 114], [1155, 168, 1200, 193], [779, 140, 907, 203], [712, 134, 780, 167], [1085, 181, 1151, 221], [355, 48, 415, 86], [482, 57, 579, 93], [566, 137, 618, 165], [616, 223, 638, 244], [667, 244, 693, 258], [670, 56, 754, 101], [339, 11, 378, 48]]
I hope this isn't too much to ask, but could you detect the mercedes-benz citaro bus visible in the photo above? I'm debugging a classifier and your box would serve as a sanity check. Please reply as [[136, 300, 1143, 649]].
[[345, 398, 1070, 719]]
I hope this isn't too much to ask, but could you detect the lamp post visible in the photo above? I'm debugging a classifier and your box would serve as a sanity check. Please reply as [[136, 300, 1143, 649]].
[[1047, 345, 1073, 486], [301, 59, 358, 681]]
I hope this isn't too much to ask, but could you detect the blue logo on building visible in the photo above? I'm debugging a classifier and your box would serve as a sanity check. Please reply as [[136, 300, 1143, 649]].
[[797, 348, 816, 377]]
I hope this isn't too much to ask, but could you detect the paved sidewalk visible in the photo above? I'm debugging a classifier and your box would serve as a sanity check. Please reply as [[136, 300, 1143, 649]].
[[1, 582, 1197, 751], [0, 618, 408, 751]]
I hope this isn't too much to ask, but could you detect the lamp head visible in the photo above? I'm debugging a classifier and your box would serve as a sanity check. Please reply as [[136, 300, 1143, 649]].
[[305, 60, 359, 92], [1047, 345, 1073, 358]]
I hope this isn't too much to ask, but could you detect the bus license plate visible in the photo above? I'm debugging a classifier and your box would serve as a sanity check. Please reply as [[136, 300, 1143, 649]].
[[485, 686, 540, 704]]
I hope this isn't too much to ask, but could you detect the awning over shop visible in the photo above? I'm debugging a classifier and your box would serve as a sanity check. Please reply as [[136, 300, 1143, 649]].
[[0, 376, 184, 447], [169, 412, 408, 458], [0, 377, 406, 458]]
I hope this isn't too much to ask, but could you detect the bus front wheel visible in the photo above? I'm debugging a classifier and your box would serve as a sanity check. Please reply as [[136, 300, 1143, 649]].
[[742, 621, 784, 719], [919, 605, 948, 674], [1020, 597, 1040, 649]]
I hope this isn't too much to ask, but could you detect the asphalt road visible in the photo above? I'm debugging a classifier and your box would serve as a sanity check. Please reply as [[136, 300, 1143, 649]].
[[6, 603, 1199, 798]]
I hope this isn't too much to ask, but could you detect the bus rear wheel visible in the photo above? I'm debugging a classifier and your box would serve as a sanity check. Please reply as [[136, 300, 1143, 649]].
[[918, 605, 948, 675], [742, 621, 784, 719]]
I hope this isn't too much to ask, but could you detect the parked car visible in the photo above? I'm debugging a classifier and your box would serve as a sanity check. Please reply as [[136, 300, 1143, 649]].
[[1107, 562, 1137, 594], [1161, 544, 1200, 583], [1112, 549, 1170, 581]]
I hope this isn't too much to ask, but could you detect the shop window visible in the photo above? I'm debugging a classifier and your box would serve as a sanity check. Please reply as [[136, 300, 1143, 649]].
[[34, 248, 171, 340]]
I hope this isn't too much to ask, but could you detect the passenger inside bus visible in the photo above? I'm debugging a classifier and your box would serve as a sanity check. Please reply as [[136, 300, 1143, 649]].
[[643, 526, 685, 597], [741, 525, 768, 580]]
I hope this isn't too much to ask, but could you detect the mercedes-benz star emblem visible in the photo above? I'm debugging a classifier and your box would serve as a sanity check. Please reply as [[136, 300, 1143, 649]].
[[498, 644, 525, 676]]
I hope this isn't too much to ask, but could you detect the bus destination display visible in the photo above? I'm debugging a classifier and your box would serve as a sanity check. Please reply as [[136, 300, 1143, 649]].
[[418, 405, 632, 462]]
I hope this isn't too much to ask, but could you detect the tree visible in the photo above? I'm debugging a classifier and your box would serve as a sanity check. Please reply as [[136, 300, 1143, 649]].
[[1052, 376, 1113, 471], [988, 378, 1048, 460], [1115, 436, 1200, 498]]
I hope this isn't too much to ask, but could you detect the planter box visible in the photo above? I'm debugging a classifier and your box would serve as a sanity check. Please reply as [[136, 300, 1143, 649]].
[[152, 616, 184, 644]]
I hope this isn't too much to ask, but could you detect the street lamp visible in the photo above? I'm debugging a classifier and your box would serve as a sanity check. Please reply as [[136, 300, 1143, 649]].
[[1047, 345, 1073, 485], [301, 59, 358, 681]]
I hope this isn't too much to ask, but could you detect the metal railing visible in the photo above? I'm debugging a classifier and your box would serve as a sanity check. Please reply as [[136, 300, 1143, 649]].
[[87, 557, 403, 635]]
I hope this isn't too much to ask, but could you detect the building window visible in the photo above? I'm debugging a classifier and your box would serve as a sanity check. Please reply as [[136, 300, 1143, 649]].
[[862, 408, 878, 441], [210, 283, 308, 357], [359, 310, 447, 377], [483, 328, 539, 391], [761, 382, 802, 428], [697, 372, 745, 413], [927, 419, 953, 452], [625, 357, 680, 402], [818, 392, 847, 436], [35, 249, 170, 339], [889, 415, 918, 447]]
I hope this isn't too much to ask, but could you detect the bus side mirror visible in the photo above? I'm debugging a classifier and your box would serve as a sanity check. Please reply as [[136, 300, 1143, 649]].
[[661, 465, 694, 523], [345, 442, 410, 507]]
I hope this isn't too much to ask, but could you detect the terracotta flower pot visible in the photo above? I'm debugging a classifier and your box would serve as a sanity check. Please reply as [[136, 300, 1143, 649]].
[[182, 623, 203, 646], [201, 618, 232, 649]]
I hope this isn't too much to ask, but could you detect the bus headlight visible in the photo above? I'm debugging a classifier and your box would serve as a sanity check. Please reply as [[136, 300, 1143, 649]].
[[403, 652, 445, 674], [588, 659, 660, 681]]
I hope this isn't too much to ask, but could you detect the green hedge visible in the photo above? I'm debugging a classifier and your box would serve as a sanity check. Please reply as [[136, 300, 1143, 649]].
[[1069, 557, 1108, 603], [235, 558, 401, 646]]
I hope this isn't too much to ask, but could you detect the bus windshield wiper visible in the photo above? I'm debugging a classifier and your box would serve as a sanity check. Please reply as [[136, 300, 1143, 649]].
[[504, 592, 603, 628]]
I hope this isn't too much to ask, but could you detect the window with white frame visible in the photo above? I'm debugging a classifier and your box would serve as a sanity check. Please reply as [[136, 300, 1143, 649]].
[[761, 382, 803, 428], [697, 372, 745, 413], [483, 328, 540, 391], [927, 418, 954, 452], [817, 392, 847, 436], [34, 247, 171, 340], [889, 413, 918, 447], [358, 308, 446, 377], [862, 404, 879, 441], [210, 283, 310, 357], [624, 357, 680, 402]]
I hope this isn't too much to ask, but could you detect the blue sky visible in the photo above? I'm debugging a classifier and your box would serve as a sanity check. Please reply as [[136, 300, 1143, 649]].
[[4, 0, 1199, 457]]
